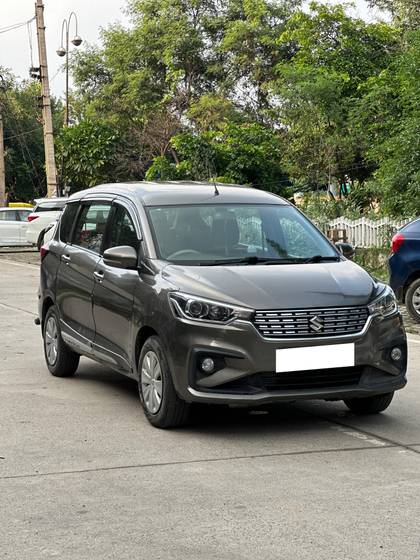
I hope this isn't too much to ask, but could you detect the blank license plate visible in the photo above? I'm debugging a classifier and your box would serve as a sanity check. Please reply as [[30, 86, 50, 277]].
[[276, 343, 355, 373]]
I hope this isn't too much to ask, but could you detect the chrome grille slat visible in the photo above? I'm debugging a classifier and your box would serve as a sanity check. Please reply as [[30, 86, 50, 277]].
[[253, 306, 369, 339]]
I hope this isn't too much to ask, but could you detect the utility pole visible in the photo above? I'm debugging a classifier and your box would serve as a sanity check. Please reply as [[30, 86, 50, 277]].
[[0, 112, 5, 207], [35, 0, 58, 198]]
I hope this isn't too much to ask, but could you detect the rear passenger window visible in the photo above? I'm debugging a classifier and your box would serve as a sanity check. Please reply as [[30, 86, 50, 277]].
[[72, 203, 111, 254], [60, 203, 79, 243]]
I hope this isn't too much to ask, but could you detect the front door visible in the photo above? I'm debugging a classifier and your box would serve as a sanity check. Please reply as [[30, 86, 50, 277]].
[[92, 202, 141, 373], [56, 201, 112, 353]]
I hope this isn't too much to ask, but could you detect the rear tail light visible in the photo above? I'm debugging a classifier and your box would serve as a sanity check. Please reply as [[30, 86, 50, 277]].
[[40, 242, 50, 261], [391, 233, 405, 254], [28, 214, 39, 222]]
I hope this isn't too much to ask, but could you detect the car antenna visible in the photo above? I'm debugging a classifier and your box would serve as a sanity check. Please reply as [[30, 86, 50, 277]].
[[213, 180, 220, 196]]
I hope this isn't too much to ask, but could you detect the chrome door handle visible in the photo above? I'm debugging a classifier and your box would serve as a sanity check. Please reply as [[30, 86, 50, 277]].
[[61, 254, 71, 264], [93, 270, 104, 282]]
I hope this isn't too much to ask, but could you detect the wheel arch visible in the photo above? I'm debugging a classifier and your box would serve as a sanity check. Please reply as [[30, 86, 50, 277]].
[[41, 296, 55, 330], [134, 326, 159, 371], [404, 271, 420, 300]]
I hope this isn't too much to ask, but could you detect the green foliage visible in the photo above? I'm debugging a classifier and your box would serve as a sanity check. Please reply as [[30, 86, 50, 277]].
[[1, 72, 63, 201], [56, 120, 119, 191]]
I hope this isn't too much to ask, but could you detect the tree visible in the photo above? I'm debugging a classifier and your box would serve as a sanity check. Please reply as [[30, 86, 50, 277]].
[[0, 71, 62, 201], [56, 119, 119, 192], [268, 2, 399, 191], [368, 0, 420, 30]]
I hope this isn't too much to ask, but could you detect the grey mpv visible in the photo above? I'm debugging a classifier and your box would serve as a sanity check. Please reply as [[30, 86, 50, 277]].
[[38, 182, 407, 428]]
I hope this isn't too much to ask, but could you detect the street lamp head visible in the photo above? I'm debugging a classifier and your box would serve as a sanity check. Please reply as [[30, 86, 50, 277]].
[[56, 46, 66, 57], [71, 35, 82, 47]]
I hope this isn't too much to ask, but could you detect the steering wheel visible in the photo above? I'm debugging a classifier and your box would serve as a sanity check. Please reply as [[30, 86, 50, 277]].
[[167, 249, 203, 260]]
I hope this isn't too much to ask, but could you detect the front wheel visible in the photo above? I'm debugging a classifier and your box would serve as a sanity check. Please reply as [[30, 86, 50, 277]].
[[43, 306, 80, 377], [405, 278, 420, 323], [344, 392, 394, 414], [138, 336, 190, 428]]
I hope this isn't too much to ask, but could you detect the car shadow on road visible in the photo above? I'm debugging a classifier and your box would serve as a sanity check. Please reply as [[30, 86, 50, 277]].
[[74, 359, 395, 438]]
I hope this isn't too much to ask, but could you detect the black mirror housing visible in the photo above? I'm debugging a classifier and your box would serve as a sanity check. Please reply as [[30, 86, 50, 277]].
[[103, 246, 138, 269], [336, 242, 355, 260]]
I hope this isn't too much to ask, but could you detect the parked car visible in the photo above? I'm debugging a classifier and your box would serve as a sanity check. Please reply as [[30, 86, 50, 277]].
[[0, 207, 32, 246], [26, 197, 67, 249], [38, 182, 407, 428], [389, 218, 420, 323]]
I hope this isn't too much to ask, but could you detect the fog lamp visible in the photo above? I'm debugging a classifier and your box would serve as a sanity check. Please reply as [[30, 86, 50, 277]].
[[390, 347, 402, 362], [201, 357, 215, 374]]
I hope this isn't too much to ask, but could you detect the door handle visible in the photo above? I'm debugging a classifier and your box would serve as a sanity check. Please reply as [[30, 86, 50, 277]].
[[61, 254, 71, 264], [93, 270, 104, 282]]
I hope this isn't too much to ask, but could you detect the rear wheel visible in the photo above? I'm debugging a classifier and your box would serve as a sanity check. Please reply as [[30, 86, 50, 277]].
[[43, 306, 79, 377], [138, 336, 190, 428], [405, 279, 420, 323], [344, 392, 394, 414]]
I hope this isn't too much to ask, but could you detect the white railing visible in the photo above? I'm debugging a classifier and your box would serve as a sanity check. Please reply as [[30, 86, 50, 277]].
[[321, 217, 409, 248]]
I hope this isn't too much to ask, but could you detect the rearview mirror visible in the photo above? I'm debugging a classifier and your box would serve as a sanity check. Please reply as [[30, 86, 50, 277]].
[[335, 242, 355, 260], [103, 246, 138, 269]]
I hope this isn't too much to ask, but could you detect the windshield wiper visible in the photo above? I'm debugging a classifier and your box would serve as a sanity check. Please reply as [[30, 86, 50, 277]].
[[300, 255, 341, 263], [204, 256, 307, 266]]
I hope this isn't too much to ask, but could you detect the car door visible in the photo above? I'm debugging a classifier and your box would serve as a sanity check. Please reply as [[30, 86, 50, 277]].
[[15, 210, 30, 244], [92, 201, 141, 373], [55, 201, 112, 354], [0, 210, 22, 246]]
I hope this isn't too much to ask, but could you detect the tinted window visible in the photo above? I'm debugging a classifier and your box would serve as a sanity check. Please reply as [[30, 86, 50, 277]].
[[402, 219, 420, 234], [16, 210, 31, 221], [60, 203, 80, 243], [73, 203, 111, 254], [106, 206, 139, 250], [147, 204, 336, 263], [0, 210, 17, 221]]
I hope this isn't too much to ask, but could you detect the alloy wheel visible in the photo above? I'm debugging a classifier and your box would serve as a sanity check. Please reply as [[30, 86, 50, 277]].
[[45, 316, 58, 365], [141, 350, 163, 414], [412, 287, 420, 316]]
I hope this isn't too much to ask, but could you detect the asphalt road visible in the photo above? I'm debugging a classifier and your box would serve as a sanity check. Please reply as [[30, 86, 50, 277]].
[[1, 259, 419, 560]]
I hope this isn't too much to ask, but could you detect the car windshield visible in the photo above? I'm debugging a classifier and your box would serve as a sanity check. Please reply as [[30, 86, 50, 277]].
[[147, 204, 338, 265]]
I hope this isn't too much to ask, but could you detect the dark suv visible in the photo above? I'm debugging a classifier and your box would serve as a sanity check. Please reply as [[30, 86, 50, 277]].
[[389, 218, 420, 323], [38, 182, 407, 428]]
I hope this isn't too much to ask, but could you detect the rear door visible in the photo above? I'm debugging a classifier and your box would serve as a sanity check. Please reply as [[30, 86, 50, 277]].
[[55, 201, 112, 353], [92, 201, 141, 372]]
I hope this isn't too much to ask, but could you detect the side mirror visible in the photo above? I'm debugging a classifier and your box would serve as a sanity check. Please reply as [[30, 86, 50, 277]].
[[336, 242, 355, 260], [103, 246, 138, 269]]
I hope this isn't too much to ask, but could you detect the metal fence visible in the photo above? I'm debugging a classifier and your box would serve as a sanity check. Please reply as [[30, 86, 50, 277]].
[[321, 217, 409, 248]]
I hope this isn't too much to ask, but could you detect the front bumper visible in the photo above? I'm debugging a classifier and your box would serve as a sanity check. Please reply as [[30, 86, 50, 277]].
[[164, 311, 407, 405]]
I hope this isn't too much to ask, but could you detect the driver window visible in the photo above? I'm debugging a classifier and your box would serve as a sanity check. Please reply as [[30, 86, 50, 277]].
[[106, 206, 139, 251]]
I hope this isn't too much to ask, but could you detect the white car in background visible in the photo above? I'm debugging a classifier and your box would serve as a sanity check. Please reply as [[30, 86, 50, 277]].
[[0, 207, 32, 246], [26, 197, 67, 249]]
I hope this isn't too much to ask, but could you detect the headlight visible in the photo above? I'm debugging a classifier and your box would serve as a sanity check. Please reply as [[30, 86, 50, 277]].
[[368, 285, 398, 317], [169, 292, 253, 324]]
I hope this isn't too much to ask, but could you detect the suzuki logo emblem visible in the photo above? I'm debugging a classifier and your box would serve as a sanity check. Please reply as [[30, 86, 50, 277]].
[[310, 315, 324, 332]]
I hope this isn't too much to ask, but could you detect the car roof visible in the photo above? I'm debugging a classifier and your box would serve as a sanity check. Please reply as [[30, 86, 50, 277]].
[[69, 181, 290, 207]]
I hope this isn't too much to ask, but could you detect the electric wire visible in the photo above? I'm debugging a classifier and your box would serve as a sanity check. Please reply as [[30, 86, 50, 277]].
[[0, 17, 35, 35]]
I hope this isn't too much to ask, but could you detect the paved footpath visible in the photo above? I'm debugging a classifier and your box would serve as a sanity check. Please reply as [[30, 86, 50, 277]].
[[0, 258, 419, 560]]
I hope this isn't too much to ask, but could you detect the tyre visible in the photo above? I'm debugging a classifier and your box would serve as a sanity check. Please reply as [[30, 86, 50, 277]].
[[344, 392, 394, 414], [138, 336, 190, 428], [37, 230, 45, 251], [43, 306, 80, 377], [405, 278, 420, 323]]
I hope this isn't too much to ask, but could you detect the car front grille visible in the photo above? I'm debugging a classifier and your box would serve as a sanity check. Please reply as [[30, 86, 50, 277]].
[[260, 368, 363, 391], [253, 306, 369, 339]]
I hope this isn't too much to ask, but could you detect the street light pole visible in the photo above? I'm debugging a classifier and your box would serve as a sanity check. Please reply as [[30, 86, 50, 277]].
[[57, 13, 82, 127]]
